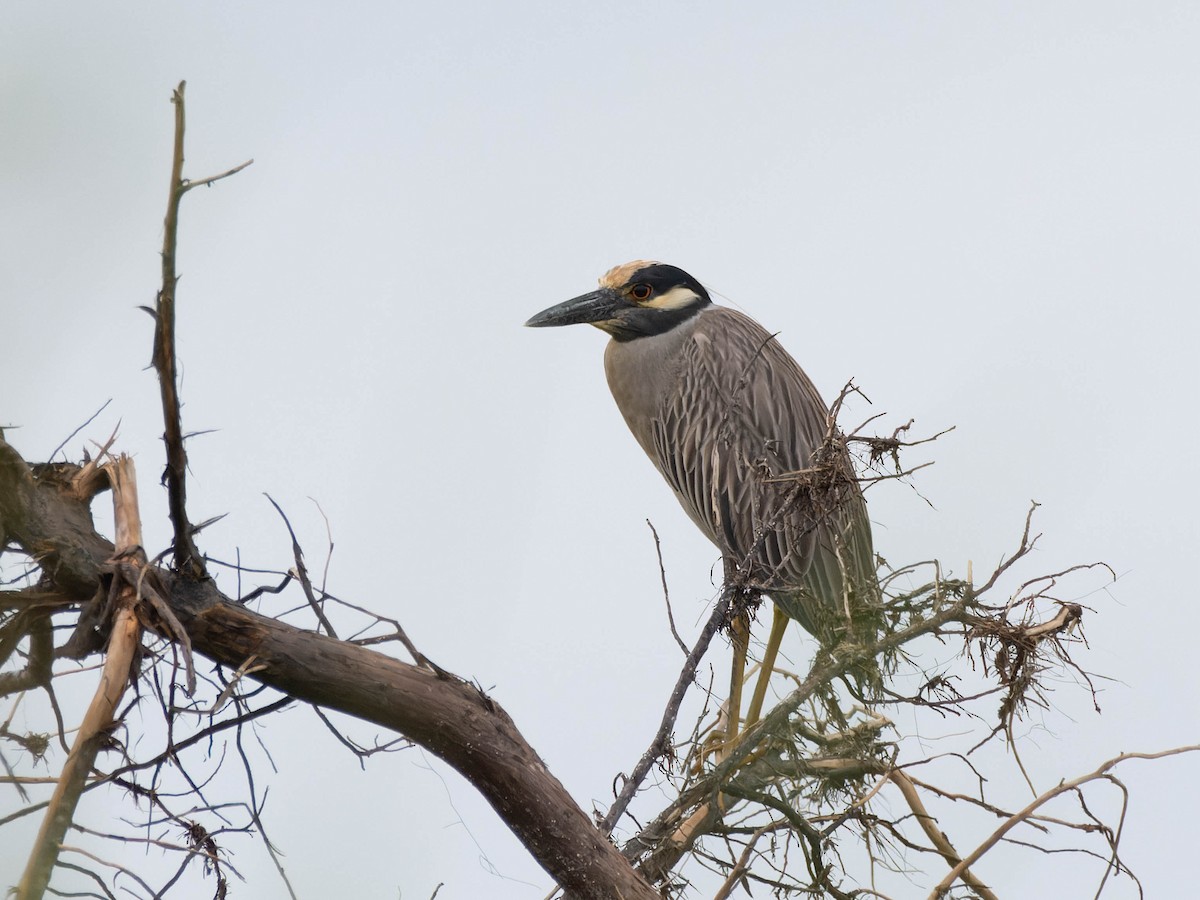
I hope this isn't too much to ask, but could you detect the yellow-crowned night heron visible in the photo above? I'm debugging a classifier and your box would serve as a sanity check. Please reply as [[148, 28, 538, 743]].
[[526, 261, 879, 736]]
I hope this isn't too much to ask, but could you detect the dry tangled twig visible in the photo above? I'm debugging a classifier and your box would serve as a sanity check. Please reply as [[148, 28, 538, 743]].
[[1, 86, 1182, 900]]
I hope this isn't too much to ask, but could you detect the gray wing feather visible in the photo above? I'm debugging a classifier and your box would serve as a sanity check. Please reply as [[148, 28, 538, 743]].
[[650, 307, 879, 644]]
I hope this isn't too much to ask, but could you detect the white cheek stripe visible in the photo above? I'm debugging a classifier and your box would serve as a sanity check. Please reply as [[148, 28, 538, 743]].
[[645, 285, 700, 311]]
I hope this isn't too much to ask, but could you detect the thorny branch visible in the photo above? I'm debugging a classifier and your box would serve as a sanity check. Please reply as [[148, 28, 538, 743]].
[[0, 90, 1184, 900], [603, 472, 1134, 898], [1, 430, 659, 900], [1, 378, 1179, 900], [2, 344, 1154, 900], [153, 80, 252, 579]]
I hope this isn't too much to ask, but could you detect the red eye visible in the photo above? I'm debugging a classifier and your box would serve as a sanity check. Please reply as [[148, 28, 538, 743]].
[[630, 284, 652, 301]]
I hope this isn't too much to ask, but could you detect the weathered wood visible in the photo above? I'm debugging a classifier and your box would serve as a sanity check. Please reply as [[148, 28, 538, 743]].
[[17, 455, 145, 900], [0, 437, 656, 900], [0, 446, 113, 598]]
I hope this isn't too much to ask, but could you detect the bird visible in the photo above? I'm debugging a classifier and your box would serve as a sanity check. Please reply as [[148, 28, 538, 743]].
[[526, 260, 881, 740]]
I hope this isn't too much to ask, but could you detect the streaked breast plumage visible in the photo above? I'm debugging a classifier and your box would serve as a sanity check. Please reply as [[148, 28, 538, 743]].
[[526, 260, 877, 645]]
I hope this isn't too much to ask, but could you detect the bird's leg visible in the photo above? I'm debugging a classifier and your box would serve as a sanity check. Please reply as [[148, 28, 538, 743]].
[[745, 605, 789, 729], [723, 612, 750, 756]]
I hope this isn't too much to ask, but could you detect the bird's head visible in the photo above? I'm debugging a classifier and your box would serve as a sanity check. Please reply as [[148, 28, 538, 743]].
[[525, 260, 711, 341]]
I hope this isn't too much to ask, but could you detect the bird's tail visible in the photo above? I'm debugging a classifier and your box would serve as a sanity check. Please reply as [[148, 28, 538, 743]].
[[772, 488, 888, 699]]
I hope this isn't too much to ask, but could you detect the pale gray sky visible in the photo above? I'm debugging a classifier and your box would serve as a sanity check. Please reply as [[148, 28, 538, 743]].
[[3, 3, 1198, 898]]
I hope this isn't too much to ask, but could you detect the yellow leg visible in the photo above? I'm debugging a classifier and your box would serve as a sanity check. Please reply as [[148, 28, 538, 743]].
[[723, 612, 750, 755], [745, 606, 789, 729]]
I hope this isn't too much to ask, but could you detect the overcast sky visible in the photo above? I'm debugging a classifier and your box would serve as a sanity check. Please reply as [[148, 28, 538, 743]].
[[3, 3, 1199, 898]]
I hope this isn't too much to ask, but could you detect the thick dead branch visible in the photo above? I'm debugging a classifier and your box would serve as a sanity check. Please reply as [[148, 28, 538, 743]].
[[0, 443, 113, 599], [0, 436, 657, 900], [171, 585, 656, 898], [0, 604, 53, 696], [1, 78, 1161, 900]]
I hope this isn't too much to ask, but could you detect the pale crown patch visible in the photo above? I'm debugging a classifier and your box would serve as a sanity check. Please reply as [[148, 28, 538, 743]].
[[600, 259, 660, 289]]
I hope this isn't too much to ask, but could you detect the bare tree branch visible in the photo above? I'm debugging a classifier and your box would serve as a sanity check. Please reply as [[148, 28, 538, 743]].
[[600, 590, 733, 836], [890, 770, 999, 900], [153, 81, 252, 579], [927, 745, 1200, 899], [0, 436, 658, 900], [1, 82, 1183, 900], [16, 456, 144, 900]]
